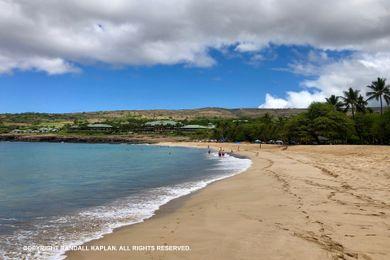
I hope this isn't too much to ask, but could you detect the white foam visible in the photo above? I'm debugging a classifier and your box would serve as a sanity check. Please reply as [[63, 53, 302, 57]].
[[0, 151, 251, 260]]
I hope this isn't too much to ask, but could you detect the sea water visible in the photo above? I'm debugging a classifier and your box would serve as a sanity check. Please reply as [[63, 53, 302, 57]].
[[0, 142, 251, 259]]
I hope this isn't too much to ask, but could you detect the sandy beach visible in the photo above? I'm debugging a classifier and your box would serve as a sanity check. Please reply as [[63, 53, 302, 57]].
[[66, 143, 390, 260]]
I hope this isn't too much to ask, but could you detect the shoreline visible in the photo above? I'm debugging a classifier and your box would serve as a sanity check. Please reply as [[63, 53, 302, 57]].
[[55, 143, 251, 260], [0, 142, 251, 260], [65, 142, 390, 260], [60, 143, 252, 259], [0, 134, 189, 144], [62, 172, 225, 257]]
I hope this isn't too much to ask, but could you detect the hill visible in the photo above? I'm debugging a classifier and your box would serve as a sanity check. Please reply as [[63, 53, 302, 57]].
[[0, 107, 308, 125]]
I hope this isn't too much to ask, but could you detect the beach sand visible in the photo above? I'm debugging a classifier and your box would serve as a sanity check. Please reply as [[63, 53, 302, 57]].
[[66, 143, 390, 260]]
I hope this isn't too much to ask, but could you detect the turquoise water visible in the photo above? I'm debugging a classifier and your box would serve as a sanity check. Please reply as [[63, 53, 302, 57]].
[[0, 142, 251, 259]]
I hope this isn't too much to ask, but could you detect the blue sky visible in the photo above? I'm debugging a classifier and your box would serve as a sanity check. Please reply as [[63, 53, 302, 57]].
[[0, 45, 345, 113], [1, 1, 389, 113], [0, 45, 310, 113]]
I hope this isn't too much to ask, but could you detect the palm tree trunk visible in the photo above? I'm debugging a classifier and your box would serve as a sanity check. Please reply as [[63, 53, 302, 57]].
[[380, 96, 383, 115]]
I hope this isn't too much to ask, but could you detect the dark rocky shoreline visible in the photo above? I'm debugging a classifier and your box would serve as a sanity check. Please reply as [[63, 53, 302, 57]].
[[0, 134, 188, 144]]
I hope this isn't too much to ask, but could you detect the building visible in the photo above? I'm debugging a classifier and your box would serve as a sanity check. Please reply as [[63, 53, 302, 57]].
[[180, 124, 215, 131], [144, 120, 178, 127], [11, 128, 58, 134], [143, 120, 179, 131], [318, 136, 330, 144], [11, 129, 24, 134], [86, 124, 113, 131], [38, 127, 58, 133]]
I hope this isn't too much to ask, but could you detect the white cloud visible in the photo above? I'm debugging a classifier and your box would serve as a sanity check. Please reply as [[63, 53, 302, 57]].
[[260, 52, 390, 108], [259, 94, 289, 109], [1, 0, 390, 74], [235, 42, 262, 52], [0, 55, 79, 75], [259, 91, 325, 108]]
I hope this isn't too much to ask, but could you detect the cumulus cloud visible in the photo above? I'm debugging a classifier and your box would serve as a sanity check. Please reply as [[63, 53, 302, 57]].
[[260, 52, 390, 108], [259, 94, 289, 109], [259, 91, 326, 109], [0, 55, 79, 75], [235, 42, 263, 53], [1, 0, 390, 75], [303, 53, 390, 95]]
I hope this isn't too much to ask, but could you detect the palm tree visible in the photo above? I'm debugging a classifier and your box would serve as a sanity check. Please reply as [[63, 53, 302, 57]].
[[325, 95, 343, 111], [340, 88, 360, 119], [385, 92, 390, 108], [356, 95, 368, 113], [366, 78, 390, 115]]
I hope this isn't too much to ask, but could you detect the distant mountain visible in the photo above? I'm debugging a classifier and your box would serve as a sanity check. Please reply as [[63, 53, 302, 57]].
[[0, 107, 382, 124], [0, 107, 307, 123]]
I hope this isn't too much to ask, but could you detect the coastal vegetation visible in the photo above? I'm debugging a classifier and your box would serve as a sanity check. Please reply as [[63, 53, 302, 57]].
[[1, 78, 389, 145], [212, 102, 389, 144], [211, 78, 390, 144]]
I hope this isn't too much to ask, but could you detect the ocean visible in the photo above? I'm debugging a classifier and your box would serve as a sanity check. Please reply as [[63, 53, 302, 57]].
[[0, 142, 251, 259]]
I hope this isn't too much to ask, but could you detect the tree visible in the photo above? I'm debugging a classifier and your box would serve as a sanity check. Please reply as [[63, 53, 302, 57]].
[[285, 102, 356, 144], [307, 103, 355, 143], [384, 89, 390, 108], [380, 110, 390, 144], [284, 113, 313, 144], [366, 77, 390, 115], [307, 102, 334, 119], [354, 113, 381, 144], [326, 95, 343, 111], [340, 88, 360, 119], [356, 95, 368, 113]]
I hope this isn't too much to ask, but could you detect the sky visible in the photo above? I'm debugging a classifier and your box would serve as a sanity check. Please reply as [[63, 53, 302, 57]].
[[1, 0, 390, 113]]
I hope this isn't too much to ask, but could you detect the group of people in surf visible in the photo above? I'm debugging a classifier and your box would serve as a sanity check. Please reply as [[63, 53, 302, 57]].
[[218, 148, 226, 157], [207, 145, 232, 157]]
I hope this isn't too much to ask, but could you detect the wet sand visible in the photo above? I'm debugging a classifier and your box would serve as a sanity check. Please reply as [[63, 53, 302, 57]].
[[66, 143, 390, 260]]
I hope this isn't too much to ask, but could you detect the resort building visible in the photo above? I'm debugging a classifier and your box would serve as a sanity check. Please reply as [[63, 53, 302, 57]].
[[180, 124, 215, 131], [11, 128, 59, 134], [144, 120, 178, 127], [143, 120, 179, 131], [10, 129, 24, 134], [86, 124, 113, 131]]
